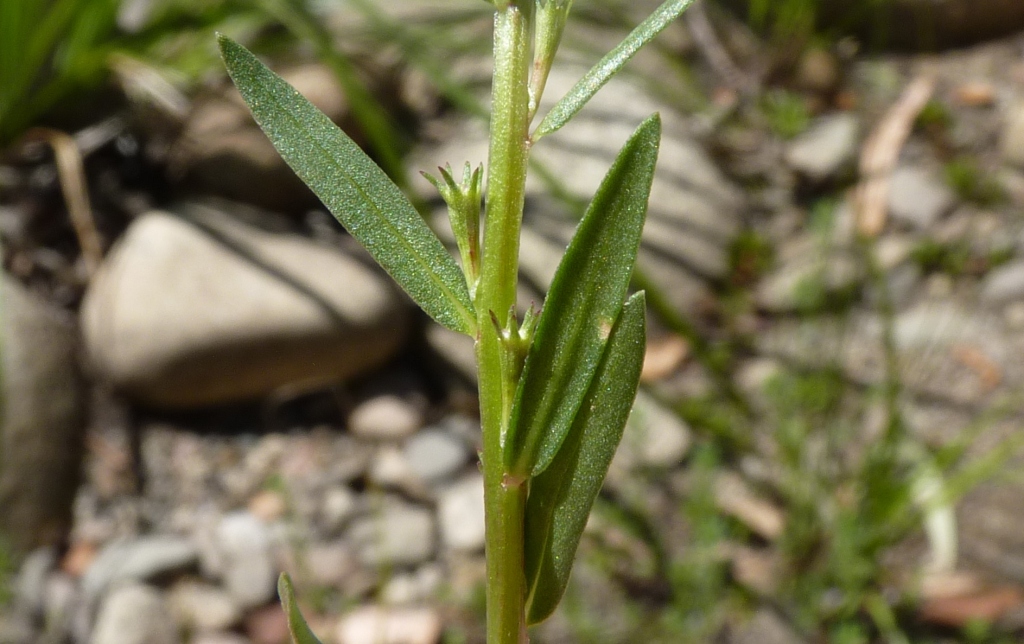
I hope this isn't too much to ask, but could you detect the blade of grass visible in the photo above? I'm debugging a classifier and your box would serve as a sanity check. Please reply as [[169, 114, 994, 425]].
[[533, 0, 694, 140], [523, 290, 647, 625], [219, 36, 477, 335]]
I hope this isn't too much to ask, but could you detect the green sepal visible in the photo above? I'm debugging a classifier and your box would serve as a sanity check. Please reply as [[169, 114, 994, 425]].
[[533, 0, 694, 140], [524, 291, 647, 625], [218, 36, 477, 336], [278, 574, 324, 644], [423, 163, 483, 297], [505, 114, 660, 477]]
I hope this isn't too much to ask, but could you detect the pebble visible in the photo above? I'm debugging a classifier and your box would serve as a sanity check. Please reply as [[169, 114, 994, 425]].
[[887, 165, 957, 229], [82, 536, 199, 602], [404, 427, 469, 483], [785, 113, 859, 182], [336, 606, 442, 644], [348, 395, 423, 441], [320, 486, 358, 534], [981, 260, 1024, 303], [91, 584, 178, 644], [615, 391, 692, 471], [437, 475, 486, 552], [214, 512, 278, 609], [167, 581, 242, 632], [303, 541, 357, 588], [191, 633, 252, 644], [381, 565, 443, 605], [348, 502, 435, 567], [14, 547, 57, 616]]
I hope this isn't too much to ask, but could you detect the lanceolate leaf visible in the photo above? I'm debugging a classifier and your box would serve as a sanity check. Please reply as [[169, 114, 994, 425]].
[[524, 291, 647, 625], [278, 574, 324, 644], [505, 114, 660, 477], [533, 0, 694, 140], [218, 36, 477, 335]]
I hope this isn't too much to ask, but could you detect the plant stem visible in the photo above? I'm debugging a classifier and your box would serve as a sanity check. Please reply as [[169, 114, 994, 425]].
[[478, 3, 533, 644]]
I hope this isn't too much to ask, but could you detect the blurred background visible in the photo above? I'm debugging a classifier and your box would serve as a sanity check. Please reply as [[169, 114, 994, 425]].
[[4, 0, 1024, 642]]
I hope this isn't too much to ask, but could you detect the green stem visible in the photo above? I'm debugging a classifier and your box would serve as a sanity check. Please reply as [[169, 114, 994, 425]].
[[478, 4, 533, 644]]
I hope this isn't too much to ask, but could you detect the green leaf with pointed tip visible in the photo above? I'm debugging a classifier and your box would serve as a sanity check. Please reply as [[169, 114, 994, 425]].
[[524, 291, 647, 625], [533, 0, 694, 140], [505, 114, 660, 477], [278, 574, 324, 644], [218, 36, 476, 336]]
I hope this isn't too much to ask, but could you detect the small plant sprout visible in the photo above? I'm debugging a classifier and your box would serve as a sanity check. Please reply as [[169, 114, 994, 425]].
[[218, 1, 695, 641]]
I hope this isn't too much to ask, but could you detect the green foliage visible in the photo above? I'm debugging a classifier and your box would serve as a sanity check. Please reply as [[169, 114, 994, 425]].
[[533, 0, 695, 140], [278, 574, 324, 644], [944, 156, 1007, 207], [220, 1, 687, 640], [761, 89, 811, 139], [219, 36, 477, 336], [506, 116, 660, 478], [524, 291, 647, 624], [0, 0, 120, 143]]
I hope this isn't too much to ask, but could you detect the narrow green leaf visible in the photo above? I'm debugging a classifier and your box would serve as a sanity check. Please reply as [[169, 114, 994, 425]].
[[218, 36, 477, 335], [278, 574, 324, 644], [524, 291, 647, 625], [533, 0, 694, 140], [506, 114, 660, 477]]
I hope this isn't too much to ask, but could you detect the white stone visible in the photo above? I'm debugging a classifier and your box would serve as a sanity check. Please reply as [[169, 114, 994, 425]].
[[167, 582, 241, 632], [349, 395, 423, 441], [438, 475, 486, 552], [215, 512, 278, 609], [81, 205, 409, 407], [404, 428, 469, 482], [336, 606, 442, 644], [785, 113, 859, 182], [887, 166, 956, 229], [348, 502, 435, 567], [91, 584, 177, 644]]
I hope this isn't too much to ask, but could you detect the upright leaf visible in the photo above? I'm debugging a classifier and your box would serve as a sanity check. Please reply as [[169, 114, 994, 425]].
[[533, 0, 694, 140], [218, 36, 477, 335], [523, 291, 647, 625], [505, 114, 660, 477], [278, 574, 324, 644]]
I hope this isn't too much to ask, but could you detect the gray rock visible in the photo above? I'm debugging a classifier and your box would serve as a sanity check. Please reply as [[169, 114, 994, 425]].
[[90, 584, 177, 644], [190, 633, 251, 644], [14, 547, 57, 617], [404, 427, 469, 483], [0, 277, 85, 553], [612, 391, 692, 475], [424, 323, 476, 382], [348, 501, 435, 567], [82, 536, 199, 602], [348, 395, 423, 441], [1002, 102, 1024, 169], [756, 238, 862, 312], [167, 582, 241, 632], [437, 475, 486, 552], [380, 565, 443, 605], [981, 260, 1024, 303], [887, 166, 956, 229], [0, 611, 35, 644], [214, 512, 278, 609], [319, 486, 358, 534], [785, 113, 859, 182], [81, 204, 409, 407]]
